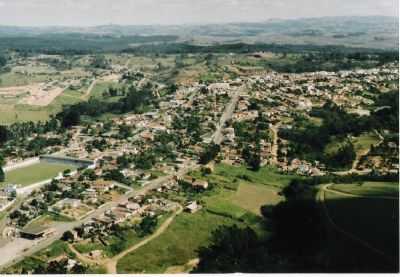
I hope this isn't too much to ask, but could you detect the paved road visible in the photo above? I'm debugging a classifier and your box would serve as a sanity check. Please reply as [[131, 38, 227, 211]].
[[212, 85, 246, 145]]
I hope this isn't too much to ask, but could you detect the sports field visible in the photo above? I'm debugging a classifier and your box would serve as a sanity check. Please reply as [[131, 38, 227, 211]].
[[0, 162, 76, 187]]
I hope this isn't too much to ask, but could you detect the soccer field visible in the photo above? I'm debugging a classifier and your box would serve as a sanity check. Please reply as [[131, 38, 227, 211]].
[[0, 162, 76, 187]]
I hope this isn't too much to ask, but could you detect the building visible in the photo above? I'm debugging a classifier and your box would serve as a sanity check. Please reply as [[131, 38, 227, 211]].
[[185, 201, 202, 213], [20, 226, 55, 240]]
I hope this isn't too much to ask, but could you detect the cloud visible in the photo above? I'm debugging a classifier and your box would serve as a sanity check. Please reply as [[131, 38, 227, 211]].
[[0, 0, 397, 26]]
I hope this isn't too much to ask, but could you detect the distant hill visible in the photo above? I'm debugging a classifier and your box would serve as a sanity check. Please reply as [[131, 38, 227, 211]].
[[0, 16, 397, 50]]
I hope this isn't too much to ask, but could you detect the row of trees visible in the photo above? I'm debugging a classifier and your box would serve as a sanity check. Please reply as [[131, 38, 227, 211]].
[[57, 84, 155, 128]]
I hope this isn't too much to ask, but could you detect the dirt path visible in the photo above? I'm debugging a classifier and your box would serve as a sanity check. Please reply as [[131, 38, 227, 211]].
[[317, 184, 395, 264], [164, 258, 200, 273], [105, 204, 183, 274], [68, 244, 103, 266], [81, 79, 97, 100]]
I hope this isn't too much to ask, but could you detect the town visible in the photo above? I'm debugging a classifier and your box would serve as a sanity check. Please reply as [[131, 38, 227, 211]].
[[0, 15, 398, 275]]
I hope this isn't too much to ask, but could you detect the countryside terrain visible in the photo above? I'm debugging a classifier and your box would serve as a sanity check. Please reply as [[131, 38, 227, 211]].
[[0, 16, 398, 274]]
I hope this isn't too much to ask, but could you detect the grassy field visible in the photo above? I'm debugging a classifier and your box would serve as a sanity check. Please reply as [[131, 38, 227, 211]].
[[116, 211, 239, 273], [231, 183, 283, 215], [117, 164, 292, 273], [0, 72, 50, 88], [331, 182, 399, 198], [210, 163, 298, 189], [0, 87, 84, 125], [0, 162, 76, 187], [351, 132, 381, 155], [325, 191, 399, 259]]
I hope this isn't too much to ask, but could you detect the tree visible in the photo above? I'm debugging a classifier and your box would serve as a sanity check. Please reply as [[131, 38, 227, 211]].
[[0, 167, 4, 182], [193, 225, 271, 273], [61, 230, 75, 242], [0, 125, 8, 144], [199, 143, 220, 165], [136, 216, 158, 237]]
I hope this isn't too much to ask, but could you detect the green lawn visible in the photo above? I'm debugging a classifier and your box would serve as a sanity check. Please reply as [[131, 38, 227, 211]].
[[331, 182, 399, 198], [0, 162, 76, 187], [117, 211, 239, 273], [325, 191, 399, 259]]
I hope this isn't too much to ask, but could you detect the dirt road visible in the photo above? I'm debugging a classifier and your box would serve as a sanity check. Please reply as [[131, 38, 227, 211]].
[[105, 204, 183, 274]]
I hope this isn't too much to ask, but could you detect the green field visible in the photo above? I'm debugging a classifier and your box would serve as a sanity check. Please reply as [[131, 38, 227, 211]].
[[351, 132, 381, 155], [331, 182, 399, 198], [325, 191, 399, 259], [207, 163, 298, 189], [0, 162, 76, 187], [231, 183, 283, 215], [117, 164, 292, 273], [0, 72, 51, 88], [117, 211, 239, 273]]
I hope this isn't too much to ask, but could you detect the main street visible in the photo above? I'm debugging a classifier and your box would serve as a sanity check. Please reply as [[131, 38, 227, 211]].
[[212, 84, 246, 145]]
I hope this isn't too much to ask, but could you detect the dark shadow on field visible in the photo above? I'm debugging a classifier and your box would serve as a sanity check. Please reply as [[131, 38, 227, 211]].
[[321, 196, 399, 273]]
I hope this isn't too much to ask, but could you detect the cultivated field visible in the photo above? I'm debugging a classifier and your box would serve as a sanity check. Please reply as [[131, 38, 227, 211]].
[[0, 162, 76, 187]]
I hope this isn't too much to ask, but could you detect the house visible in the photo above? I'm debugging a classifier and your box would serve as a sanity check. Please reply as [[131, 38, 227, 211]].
[[54, 198, 82, 209], [119, 201, 141, 211], [91, 180, 115, 192], [192, 180, 209, 190], [185, 201, 202, 213]]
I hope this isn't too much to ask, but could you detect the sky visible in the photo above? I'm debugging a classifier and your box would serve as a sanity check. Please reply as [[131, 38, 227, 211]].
[[0, 0, 398, 26]]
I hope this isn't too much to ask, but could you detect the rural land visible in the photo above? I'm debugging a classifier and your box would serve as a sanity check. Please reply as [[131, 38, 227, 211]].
[[0, 16, 398, 274]]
